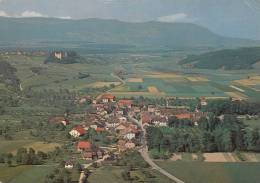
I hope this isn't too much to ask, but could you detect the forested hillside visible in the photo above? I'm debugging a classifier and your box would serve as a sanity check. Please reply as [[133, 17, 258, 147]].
[[179, 47, 260, 70]]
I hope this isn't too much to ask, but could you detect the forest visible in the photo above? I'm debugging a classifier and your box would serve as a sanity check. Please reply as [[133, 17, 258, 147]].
[[180, 47, 260, 70]]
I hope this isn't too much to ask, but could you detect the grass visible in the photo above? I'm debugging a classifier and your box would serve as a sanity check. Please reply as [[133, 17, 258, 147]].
[[156, 161, 260, 183], [0, 165, 55, 183], [88, 166, 173, 183], [244, 118, 260, 129], [0, 140, 60, 154], [88, 166, 127, 183]]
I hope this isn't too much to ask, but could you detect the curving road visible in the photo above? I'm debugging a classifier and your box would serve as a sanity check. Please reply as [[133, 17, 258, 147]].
[[129, 115, 185, 183]]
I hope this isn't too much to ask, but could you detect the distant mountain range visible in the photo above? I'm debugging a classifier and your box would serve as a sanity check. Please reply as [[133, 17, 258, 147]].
[[0, 17, 259, 50]]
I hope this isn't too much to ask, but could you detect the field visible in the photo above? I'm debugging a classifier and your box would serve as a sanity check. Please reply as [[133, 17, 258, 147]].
[[170, 152, 260, 162], [156, 161, 260, 183], [0, 140, 61, 154], [111, 72, 240, 99], [244, 118, 260, 129], [88, 166, 172, 183], [0, 165, 55, 183], [2, 54, 260, 100]]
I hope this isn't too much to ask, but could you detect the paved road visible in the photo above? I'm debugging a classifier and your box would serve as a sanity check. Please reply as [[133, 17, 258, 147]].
[[79, 155, 109, 183], [129, 116, 185, 183]]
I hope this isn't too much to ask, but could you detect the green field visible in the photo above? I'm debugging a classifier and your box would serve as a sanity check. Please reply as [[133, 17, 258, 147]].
[[244, 118, 260, 129], [88, 166, 173, 183], [0, 165, 55, 183], [0, 140, 61, 154], [2, 54, 260, 100], [156, 161, 260, 183]]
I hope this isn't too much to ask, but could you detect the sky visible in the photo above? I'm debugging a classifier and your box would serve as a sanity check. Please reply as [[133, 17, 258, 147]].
[[0, 0, 260, 40]]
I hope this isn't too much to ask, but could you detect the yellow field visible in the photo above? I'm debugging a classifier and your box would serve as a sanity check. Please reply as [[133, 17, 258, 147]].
[[87, 81, 121, 88], [145, 72, 182, 79], [10, 142, 61, 154], [128, 78, 144, 83], [203, 153, 238, 162], [225, 92, 248, 100], [234, 76, 260, 86], [187, 76, 209, 82], [148, 86, 160, 93]]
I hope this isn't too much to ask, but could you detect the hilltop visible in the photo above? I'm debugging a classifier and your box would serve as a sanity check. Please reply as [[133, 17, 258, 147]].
[[179, 47, 260, 70], [0, 17, 259, 51]]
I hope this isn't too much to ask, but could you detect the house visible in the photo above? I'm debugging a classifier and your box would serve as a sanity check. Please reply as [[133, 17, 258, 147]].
[[49, 117, 69, 126], [148, 105, 156, 113], [69, 126, 86, 138], [77, 141, 92, 152], [124, 132, 136, 140], [141, 112, 152, 126], [96, 150, 104, 159], [82, 151, 96, 160], [151, 116, 168, 127], [101, 94, 115, 103], [200, 97, 207, 106], [96, 127, 105, 133], [117, 140, 127, 152], [105, 119, 120, 128], [115, 124, 127, 133], [123, 125, 139, 140], [64, 161, 74, 169], [132, 106, 141, 113], [117, 99, 133, 109], [125, 142, 136, 149], [175, 113, 192, 120], [119, 117, 127, 123]]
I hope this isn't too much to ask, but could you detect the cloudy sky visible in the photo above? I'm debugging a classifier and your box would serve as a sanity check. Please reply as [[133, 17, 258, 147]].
[[0, 0, 260, 40]]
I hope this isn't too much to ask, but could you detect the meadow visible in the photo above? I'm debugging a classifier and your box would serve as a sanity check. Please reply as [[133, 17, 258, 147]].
[[0, 165, 55, 183], [88, 166, 173, 183], [156, 161, 260, 183]]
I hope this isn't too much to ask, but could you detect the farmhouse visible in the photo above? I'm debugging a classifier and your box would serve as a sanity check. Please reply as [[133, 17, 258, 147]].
[[148, 105, 156, 113], [200, 97, 208, 106], [117, 99, 133, 109], [77, 141, 92, 152], [141, 112, 152, 126], [151, 116, 168, 127], [64, 161, 74, 169], [69, 126, 86, 138], [175, 113, 192, 120], [101, 94, 115, 103]]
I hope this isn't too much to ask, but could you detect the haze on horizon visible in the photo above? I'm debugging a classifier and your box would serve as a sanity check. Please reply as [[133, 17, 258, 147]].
[[0, 0, 260, 40]]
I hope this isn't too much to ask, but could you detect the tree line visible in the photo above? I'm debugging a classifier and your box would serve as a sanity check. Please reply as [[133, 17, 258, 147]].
[[147, 114, 260, 159]]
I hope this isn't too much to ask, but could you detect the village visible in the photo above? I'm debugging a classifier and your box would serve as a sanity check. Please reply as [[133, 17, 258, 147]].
[[48, 93, 208, 175]]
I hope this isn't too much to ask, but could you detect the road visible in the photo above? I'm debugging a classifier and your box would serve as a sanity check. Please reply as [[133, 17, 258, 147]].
[[96, 72, 125, 100], [129, 115, 185, 183], [79, 155, 109, 183]]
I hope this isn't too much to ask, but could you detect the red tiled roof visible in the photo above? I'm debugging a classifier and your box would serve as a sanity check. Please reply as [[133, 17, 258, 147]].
[[102, 94, 115, 99], [77, 141, 92, 149], [96, 127, 105, 133], [73, 126, 86, 135], [141, 113, 151, 124], [175, 113, 192, 119], [118, 99, 133, 107]]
